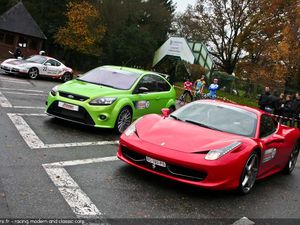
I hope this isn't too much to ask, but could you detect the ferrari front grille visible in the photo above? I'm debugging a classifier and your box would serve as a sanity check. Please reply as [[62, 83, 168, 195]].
[[121, 146, 207, 182], [167, 165, 207, 181], [122, 147, 145, 162]]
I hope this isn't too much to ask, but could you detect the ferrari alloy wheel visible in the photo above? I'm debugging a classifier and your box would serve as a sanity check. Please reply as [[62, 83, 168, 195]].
[[238, 152, 259, 195], [115, 107, 132, 133], [28, 68, 39, 79], [283, 142, 299, 174], [62, 72, 72, 82]]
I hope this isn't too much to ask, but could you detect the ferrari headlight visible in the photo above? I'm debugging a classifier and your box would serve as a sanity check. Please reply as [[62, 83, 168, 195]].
[[89, 97, 117, 105], [205, 142, 242, 161], [124, 117, 142, 136], [50, 85, 59, 96]]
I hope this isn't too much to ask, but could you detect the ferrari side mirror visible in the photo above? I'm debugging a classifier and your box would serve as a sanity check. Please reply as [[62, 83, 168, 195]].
[[161, 108, 170, 118]]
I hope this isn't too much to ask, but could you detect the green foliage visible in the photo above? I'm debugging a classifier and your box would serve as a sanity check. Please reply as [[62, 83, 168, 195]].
[[110, 25, 157, 67], [0, 0, 18, 15], [100, 0, 175, 67], [1, 0, 175, 71]]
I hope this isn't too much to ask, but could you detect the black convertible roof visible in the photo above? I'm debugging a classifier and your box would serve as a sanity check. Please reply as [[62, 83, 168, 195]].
[[0, 1, 47, 39]]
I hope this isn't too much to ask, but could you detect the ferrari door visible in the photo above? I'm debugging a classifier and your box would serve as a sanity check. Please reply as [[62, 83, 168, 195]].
[[258, 114, 286, 174]]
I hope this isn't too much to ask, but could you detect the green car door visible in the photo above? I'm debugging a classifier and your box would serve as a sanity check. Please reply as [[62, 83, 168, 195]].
[[131, 74, 175, 118], [131, 74, 159, 118]]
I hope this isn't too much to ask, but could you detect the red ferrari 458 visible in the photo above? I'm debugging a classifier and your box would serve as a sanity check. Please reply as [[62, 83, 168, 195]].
[[117, 100, 300, 194]]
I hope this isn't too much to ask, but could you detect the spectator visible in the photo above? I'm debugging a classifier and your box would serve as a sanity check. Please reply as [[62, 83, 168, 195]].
[[258, 86, 271, 111], [13, 47, 22, 59], [265, 90, 279, 113], [291, 92, 300, 128], [207, 78, 219, 99], [39, 50, 46, 55], [273, 93, 285, 117], [282, 95, 293, 125], [182, 78, 193, 102], [194, 75, 206, 98]]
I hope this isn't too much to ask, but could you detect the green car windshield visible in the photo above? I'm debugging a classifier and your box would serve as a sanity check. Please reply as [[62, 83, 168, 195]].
[[77, 67, 140, 90]]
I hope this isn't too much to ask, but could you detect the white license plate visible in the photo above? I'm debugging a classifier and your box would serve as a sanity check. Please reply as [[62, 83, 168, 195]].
[[58, 102, 79, 111], [146, 156, 166, 168]]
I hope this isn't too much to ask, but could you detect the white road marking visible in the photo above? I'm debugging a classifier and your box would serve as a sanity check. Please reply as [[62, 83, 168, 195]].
[[0, 87, 44, 93], [13, 106, 44, 109], [0, 91, 12, 107], [43, 156, 118, 218], [7, 113, 46, 149], [44, 141, 119, 149], [0, 77, 29, 84], [0, 92, 45, 108], [8, 113, 119, 149], [3, 91, 47, 96]]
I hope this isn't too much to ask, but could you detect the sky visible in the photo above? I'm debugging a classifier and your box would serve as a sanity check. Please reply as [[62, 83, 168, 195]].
[[173, 0, 198, 13]]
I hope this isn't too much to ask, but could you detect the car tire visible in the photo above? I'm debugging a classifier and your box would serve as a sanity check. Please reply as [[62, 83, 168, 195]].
[[62, 72, 72, 82], [28, 67, 39, 79], [115, 107, 132, 134], [237, 151, 259, 195], [283, 141, 299, 175]]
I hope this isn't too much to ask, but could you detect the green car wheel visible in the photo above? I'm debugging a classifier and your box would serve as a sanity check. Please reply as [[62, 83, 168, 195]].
[[115, 107, 132, 133]]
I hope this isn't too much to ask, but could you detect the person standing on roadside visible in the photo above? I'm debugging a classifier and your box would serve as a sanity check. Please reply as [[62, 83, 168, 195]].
[[258, 87, 271, 111], [13, 47, 22, 59], [282, 95, 293, 125], [273, 93, 285, 117], [194, 75, 206, 99], [182, 78, 194, 102], [207, 78, 219, 99], [291, 92, 300, 128]]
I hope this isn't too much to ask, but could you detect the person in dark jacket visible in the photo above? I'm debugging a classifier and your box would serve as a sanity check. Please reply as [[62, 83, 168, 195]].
[[291, 92, 300, 128], [13, 47, 22, 59], [282, 95, 293, 125], [273, 93, 285, 117], [258, 87, 271, 111], [267, 90, 279, 114]]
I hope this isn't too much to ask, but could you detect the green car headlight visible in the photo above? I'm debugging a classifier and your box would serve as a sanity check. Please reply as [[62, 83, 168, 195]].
[[50, 85, 60, 96], [205, 142, 242, 161], [89, 97, 117, 105]]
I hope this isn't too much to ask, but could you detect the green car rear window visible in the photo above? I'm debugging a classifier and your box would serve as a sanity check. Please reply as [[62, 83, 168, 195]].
[[77, 67, 140, 90]]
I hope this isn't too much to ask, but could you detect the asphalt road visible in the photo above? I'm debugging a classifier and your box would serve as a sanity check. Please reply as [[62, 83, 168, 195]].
[[0, 72, 299, 224]]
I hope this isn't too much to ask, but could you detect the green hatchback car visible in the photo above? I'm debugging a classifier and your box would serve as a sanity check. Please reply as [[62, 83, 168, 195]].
[[46, 65, 176, 133]]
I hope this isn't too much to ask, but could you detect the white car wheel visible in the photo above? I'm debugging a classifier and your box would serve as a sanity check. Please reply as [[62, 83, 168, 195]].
[[28, 68, 39, 79]]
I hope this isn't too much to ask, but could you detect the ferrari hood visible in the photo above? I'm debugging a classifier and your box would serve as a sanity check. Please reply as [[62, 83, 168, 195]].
[[58, 79, 125, 99], [136, 115, 244, 153]]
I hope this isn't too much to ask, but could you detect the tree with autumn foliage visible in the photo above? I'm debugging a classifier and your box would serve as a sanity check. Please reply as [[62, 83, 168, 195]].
[[173, 0, 260, 75], [238, 0, 300, 92], [55, 1, 106, 56]]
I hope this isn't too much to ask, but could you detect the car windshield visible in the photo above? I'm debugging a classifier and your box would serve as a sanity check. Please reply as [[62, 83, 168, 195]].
[[77, 67, 140, 90], [25, 55, 47, 64], [171, 102, 257, 137]]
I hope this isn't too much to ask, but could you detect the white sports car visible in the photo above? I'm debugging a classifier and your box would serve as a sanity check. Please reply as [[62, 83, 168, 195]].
[[0, 55, 73, 82]]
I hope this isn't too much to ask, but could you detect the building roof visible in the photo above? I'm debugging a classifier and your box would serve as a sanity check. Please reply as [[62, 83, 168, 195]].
[[0, 1, 47, 39]]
